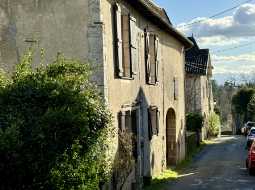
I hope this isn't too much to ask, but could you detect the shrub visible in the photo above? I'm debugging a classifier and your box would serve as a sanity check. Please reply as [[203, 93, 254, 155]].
[[208, 112, 221, 137], [186, 113, 204, 132], [0, 50, 115, 190]]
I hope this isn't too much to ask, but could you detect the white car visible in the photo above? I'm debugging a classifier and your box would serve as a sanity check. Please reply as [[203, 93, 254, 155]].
[[244, 122, 255, 136], [246, 127, 255, 150]]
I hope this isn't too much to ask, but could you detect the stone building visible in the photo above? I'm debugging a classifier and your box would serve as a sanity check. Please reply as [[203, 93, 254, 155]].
[[185, 36, 214, 139], [0, 0, 193, 188]]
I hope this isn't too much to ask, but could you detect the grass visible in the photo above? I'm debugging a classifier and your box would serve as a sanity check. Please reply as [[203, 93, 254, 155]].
[[144, 139, 214, 190]]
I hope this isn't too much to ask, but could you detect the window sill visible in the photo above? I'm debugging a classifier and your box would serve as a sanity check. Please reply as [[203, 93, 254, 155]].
[[118, 76, 134, 80], [147, 81, 159, 86]]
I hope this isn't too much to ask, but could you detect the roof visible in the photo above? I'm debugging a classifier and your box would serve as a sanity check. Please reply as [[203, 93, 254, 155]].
[[127, 0, 193, 49], [185, 37, 210, 75]]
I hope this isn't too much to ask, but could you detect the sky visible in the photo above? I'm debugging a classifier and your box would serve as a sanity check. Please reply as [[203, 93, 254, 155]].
[[154, 0, 255, 84]]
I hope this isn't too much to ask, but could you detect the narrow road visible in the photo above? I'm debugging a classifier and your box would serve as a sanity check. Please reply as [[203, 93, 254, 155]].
[[167, 136, 255, 190]]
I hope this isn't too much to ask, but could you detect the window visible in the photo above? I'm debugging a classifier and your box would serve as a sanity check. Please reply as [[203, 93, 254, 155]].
[[145, 30, 159, 84], [148, 106, 159, 140], [113, 4, 137, 79], [118, 109, 138, 161], [173, 77, 178, 100]]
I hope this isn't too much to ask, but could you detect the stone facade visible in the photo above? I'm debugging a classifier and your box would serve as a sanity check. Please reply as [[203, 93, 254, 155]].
[[0, 0, 192, 188], [185, 37, 214, 139]]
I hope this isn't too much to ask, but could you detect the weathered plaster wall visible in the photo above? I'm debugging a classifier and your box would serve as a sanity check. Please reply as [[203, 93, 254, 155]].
[[102, 0, 187, 183], [185, 73, 214, 139], [185, 74, 202, 113], [0, 0, 104, 87]]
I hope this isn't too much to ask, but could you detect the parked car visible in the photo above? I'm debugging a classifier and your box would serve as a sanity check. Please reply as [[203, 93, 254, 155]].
[[246, 140, 255, 175], [246, 127, 255, 150], [243, 121, 255, 136]]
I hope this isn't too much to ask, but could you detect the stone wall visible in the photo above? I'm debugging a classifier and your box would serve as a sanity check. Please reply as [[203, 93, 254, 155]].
[[102, 0, 187, 185]]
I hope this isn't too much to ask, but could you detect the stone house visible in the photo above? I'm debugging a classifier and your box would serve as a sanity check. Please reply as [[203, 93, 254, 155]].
[[0, 0, 193, 188], [185, 36, 214, 139]]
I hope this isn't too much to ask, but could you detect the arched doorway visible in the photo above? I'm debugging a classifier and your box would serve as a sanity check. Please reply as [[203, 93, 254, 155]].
[[166, 108, 177, 166]]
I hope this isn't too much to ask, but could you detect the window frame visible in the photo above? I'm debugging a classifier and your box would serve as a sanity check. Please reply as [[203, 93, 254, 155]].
[[145, 29, 160, 85], [113, 3, 138, 80], [148, 106, 160, 140]]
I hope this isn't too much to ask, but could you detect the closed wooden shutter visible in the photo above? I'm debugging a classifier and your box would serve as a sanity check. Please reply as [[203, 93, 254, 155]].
[[145, 30, 151, 83], [115, 4, 123, 77], [118, 111, 126, 132], [130, 16, 137, 75], [122, 15, 131, 78], [131, 110, 138, 160], [125, 110, 132, 133], [174, 77, 178, 100], [148, 108, 153, 140], [149, 34, 156, 84], [155, 36, 160, 82], [156, 110, 160, 135], [148, 107, 159, 139]]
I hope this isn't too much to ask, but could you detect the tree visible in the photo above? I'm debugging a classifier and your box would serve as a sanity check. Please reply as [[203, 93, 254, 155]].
[[0, 51, 115, 190], [232, 88, 255, 123], [247, 94, 255, 121]]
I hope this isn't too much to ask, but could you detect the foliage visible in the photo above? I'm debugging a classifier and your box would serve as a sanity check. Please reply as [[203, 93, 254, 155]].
[[232, 87, 255, 122], [212, 80, 236, 126], [247, 94, 255, 121], [112, 131, 135, 189], [0, 50, 114, 190], [208, 112, 221, 137], [186, 113, 204, 132]]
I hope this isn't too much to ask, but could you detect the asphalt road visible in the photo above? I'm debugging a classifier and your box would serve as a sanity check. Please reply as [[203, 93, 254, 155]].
[[167, 136, 255, 190]]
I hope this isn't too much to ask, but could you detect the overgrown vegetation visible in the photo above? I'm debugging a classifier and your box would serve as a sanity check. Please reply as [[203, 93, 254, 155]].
[[186, 113, 204, 132], [232, 87, 255, 133], [212, 80, 236, 129], [0, 50, 115, 190], [208, 112, 221, 137]]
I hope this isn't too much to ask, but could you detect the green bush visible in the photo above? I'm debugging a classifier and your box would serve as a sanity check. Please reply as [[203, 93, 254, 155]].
[[208, 112, 221, 137], [186, 113, 204, 132], [0, 50, 115, 190], [248, 94, 255, 121]]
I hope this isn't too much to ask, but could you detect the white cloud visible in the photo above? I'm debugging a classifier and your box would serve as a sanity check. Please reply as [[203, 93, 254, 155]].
[[178, 3, 255, 38], [197, 36, 240, 47], [177, 3, 255, 79], [211, 52, 255, 75], [212, 53, 255, 63]]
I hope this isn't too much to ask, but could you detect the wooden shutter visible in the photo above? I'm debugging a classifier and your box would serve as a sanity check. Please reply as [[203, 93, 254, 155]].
[[174, 77, 178, 100], [148, 107, 159, 139], [148, 108, 153, 140], [155, 36, 160, 82], [122, 15, 131, 78], [145, 30, 151, 83], [130, 15, 137, 75], [118, 111, 126, 132], [156, 110, 160, 135], [125, 110, 132, 133], [115, 4, 123, 77], [149, 34, 156, 84], [131, 110, 138, 160]]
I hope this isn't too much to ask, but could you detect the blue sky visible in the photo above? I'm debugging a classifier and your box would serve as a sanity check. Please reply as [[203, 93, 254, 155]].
[[154, 0, 255, 84]]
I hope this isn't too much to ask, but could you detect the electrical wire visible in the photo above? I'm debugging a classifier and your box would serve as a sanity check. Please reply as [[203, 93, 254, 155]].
[[179, 0, 253, 29]]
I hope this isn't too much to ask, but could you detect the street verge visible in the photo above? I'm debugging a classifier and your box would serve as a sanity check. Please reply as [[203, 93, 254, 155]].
[[144, 139, 216, 190]]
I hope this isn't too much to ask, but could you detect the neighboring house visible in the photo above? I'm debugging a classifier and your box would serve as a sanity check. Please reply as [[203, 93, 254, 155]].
[[0, 0, 192, 189], [185, 36, 214, 140]]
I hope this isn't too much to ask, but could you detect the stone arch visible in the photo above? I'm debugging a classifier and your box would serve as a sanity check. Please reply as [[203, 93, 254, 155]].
[[166, 108, 177, 166]]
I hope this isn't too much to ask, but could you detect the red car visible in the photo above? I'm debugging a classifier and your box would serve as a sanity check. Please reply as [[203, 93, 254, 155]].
[[246, 140, 255, 175]]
